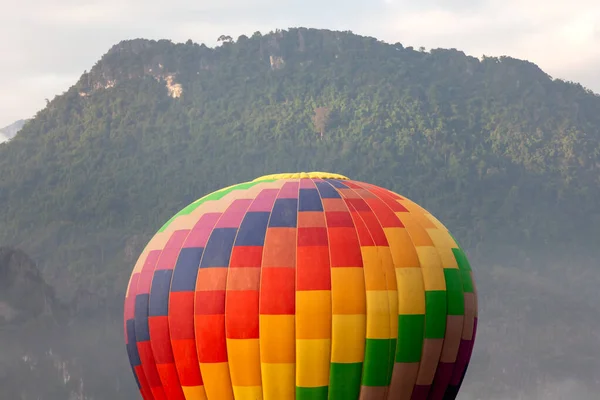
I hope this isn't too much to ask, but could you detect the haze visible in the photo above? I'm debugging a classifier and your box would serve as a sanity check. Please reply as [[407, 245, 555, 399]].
[[1, 0, 600, 127]]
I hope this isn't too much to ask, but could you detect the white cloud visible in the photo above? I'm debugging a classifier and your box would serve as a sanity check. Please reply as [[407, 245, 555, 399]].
[[377, 0, 600, 84]]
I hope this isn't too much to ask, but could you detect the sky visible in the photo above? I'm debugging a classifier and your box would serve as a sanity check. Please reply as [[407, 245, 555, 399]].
[[1, 0, 599, 127]]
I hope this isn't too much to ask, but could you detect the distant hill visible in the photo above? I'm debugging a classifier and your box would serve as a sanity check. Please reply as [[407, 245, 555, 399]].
[[0, 27, 600, 398], [0, 119, 27, 143]]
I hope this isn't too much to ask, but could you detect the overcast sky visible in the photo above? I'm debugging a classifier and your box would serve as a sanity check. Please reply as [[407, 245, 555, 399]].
[[1, 0, 599, 127]]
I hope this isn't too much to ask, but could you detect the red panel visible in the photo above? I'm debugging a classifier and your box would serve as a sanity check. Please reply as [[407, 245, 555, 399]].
[[230, 246, 263, 268], [225, 290, 260, 339], [149, 316, 175, 364], [361, 185, 408, 212], [194, 290, 226, 315], [134, 365, 154, 400], [156, 363, 186, 399], [150, 386, 168, 400], [341, 180, 363, 189], [325, 211, 354, 228], [260, 267, 295, 314], [297, 227, 328, 246], [137, 341, 165, 388], [297, 246, 331, 290], [168, 291, 195, 340], [357, 211, 389, 246], [195, 314, 228, 363], [328, 227, 364, 267], [349, 211, 375, 247], [171, 339, 203, 386], [365, 197, 404, 227], [344, 198, 371, 212]]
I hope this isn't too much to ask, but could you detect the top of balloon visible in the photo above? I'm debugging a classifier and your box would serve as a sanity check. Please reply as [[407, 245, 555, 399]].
[[253, 171, 350, 181]]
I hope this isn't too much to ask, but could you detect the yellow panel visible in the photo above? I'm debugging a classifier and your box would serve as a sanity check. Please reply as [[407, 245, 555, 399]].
[[383, 227, 420, 268], [226, 338, 262, 386], [396, 213, 433, 247], [259, 315, 295, 363], [411, 211, 437, 229], [426, 229, 459, 269], [182, 385, 207, 400], [361, 247, 390, 290], [417, 246, 446, 291], [296, 290, 332, 339], [198, 362, 234, 400], [331, 268, 366, 314], [424, 212, 451, 233], [296, 339, 332, 387], [396, 268, 426, 314], [377, 246, 398, 290], [232, 386, 263, 400], [416, 246, 442, 269], [365, 290, 394, 339], [331, 314, 366, 363], [261, 363, 296, 400], [421, 267, 446, 291], [253, 171, 350, 181]]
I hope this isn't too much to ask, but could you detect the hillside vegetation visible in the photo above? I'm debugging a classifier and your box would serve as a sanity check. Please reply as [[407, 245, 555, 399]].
[[1, 28, 600, 398]]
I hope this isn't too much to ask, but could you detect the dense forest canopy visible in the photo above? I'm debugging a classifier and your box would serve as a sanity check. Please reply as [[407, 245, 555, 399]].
[[1, 27, 599, 399]]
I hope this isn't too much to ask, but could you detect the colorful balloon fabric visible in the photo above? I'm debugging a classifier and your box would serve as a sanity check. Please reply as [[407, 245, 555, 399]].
[[124, 172, 478, 400]]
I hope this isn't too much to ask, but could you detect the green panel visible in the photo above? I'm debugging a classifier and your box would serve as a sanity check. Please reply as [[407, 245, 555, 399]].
[[396, 314, 425, 363], [157, 180, 272, 232], [444, 269, 465, 315], [452, 248, 472, 271], [296, 386, 328, 400], [424, 290, 447, 339], [329, 362, 362, 400], [362, 338, 395, 386], [460, 269, 475, 293]]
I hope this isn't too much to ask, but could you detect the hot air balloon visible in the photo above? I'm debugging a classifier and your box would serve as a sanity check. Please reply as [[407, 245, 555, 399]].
[[124, 172, 478, 400]]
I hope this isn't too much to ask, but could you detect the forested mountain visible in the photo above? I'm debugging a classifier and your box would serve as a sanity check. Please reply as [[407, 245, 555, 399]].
[[0, 119, 27, 143], [1, 28, 599, 399]]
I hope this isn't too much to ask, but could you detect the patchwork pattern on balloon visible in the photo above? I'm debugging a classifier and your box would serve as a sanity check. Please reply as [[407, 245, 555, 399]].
[[124, 172, 478, 400]]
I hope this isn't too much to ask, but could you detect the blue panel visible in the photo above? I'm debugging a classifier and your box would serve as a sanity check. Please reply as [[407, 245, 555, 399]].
[[235, 211, 270, 246], [268, 198, 298, 227], [200, 228, 238, 268], [315, 181, 342, 198], [149, 270, 172, 316], [126, 319, 142, 366], [134, 294, 150, 342], [171, 247, 203, 291], [326, 179, 349, 189], [299, 188, 324, 211]]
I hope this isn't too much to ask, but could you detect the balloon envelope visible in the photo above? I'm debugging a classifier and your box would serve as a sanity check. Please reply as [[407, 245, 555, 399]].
[[124, 172, 478, 400]]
